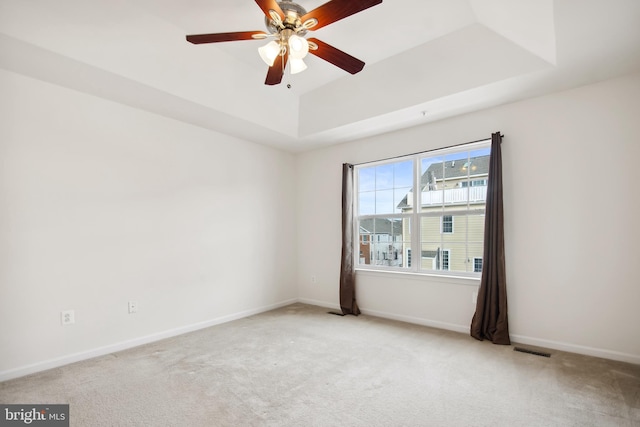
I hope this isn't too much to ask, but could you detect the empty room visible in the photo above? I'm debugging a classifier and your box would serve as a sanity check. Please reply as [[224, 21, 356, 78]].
[[1, 0, 639, 425]]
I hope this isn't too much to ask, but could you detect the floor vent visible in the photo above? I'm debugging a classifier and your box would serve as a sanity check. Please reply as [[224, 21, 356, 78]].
[[514, 346, 551, 358], [327, 311, 345, 316]]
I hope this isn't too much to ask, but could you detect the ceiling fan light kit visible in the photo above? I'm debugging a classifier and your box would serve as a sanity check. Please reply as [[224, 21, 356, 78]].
[[258, 40, 281, 66], [288, 34, 309, 59], [186, 0, 383, 85], [289, 58, 308, 74]]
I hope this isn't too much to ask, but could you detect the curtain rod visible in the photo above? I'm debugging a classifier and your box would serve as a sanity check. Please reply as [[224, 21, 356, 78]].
[[350, 133, 503, 167]]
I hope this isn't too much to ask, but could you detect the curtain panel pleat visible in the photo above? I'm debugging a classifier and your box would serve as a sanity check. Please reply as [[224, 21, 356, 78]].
[[340, 163, 360, 315], [470, 132, 510, 344]]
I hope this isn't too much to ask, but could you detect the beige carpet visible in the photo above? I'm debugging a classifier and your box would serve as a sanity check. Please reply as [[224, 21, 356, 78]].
[[1, 303, 639, 426]]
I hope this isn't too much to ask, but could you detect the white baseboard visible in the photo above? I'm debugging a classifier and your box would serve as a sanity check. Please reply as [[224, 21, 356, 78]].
[[296, 299, 469, 333], [358, 307, 471, 334], [509, 334, 640, 365], [295, 299, 469, 333], [296, 297, 341, 311], [4, 298, 637, 382], [0, 298, 298, 382], [298, 300, 640, 365]]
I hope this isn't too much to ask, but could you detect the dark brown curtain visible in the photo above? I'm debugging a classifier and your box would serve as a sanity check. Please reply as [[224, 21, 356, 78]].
[[470, 132, 510, 344], [340, 163, 360, 315]]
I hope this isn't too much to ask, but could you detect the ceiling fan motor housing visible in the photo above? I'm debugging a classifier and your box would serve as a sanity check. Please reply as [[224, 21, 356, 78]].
[[265, 1, 309, 35]]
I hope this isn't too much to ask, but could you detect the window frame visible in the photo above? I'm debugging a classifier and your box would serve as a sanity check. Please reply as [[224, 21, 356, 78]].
[[441, 215, 454, 234], [473, 257, 483, 273], [353, 139, 490, 278], [441, 249, 451, 271]]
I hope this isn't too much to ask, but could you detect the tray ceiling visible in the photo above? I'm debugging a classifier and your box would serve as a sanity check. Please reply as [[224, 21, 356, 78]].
[[1, 0, 639, 152]]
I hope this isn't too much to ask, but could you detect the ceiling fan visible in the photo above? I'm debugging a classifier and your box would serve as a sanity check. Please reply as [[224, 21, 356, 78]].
[[186, 0, 383, 85]]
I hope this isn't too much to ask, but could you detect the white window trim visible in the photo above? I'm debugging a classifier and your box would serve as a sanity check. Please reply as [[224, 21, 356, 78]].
[[441, 215, 454, 234], [353, 139, 490, 279]]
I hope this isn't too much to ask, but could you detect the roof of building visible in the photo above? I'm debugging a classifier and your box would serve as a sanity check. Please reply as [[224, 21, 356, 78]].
[[396, 154, 490, 209], [359, 218, 403, 236], [427, 155, 490, 180], [422, 250, 439, 258]]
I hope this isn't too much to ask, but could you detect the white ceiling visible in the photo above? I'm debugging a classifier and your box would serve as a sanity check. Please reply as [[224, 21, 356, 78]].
[[1, 0, 640, 152]]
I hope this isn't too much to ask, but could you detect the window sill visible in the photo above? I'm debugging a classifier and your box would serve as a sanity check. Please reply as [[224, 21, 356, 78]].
[[355, 268, 481, 287]]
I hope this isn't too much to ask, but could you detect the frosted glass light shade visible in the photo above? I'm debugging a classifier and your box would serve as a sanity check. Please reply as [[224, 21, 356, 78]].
[[290, 58, 307, 74], [288, 35, 309, 59], [258, 41, 281, 66]]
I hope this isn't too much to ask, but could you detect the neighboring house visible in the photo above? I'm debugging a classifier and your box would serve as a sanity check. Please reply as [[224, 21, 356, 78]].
[[397, 155, 490, 273], [359, 217, 404, 266]]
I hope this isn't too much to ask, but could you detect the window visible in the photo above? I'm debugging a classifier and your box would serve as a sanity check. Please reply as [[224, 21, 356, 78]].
[[460, 179, 487, 188], [441, 249, 450, 271], [441, 215, 453, 233], [355, 140, 490, 277]]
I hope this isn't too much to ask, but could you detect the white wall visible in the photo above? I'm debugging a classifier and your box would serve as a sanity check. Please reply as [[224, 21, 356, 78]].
[[296, 72, 640, 364], [0, 70, 297, 379], [2, 68, 638, 381]]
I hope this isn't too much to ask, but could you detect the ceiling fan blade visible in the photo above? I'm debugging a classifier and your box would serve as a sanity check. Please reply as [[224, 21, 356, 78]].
[[307, 38, 365, 74], [265, 52, 289, 85], [301, 0, 382, 30], [186, 31, 267, 44], [255, 0, 285, 20]]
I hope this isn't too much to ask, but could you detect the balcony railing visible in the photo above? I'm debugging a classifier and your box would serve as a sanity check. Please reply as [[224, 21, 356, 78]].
[[406, 186, 487, 206]]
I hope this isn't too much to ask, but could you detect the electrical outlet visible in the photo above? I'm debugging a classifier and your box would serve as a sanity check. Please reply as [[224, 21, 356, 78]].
[[311, 276, 317, 284], [128, 301, 138, 314], [61, 310, 75, 325]]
